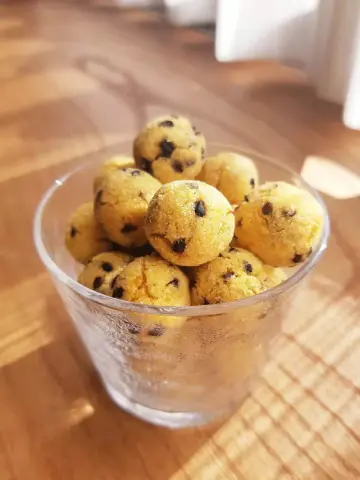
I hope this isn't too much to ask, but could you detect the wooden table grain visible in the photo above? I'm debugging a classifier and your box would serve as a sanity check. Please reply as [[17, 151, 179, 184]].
[[1, 1, 360, 479]]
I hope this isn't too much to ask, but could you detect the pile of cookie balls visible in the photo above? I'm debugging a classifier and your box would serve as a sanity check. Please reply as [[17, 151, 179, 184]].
[[65, 115, 324, 310]]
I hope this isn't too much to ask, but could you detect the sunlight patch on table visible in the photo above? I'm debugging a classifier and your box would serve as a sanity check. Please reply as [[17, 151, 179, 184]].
[[64, 397, 95, 428], [0, 39, 53, 60], [0, 18, 24, 32], [0, 68, 99, 117], [301, 156, 360, 199], [0, 132, 130, 184], [168, 405, 279, 480], [0, 273, 56, 368]]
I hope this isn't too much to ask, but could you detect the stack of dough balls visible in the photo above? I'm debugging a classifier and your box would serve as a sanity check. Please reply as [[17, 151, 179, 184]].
[[65, 115, 324, 340]]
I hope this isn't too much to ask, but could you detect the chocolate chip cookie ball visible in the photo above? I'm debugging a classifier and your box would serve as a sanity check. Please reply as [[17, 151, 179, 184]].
[[65, 202, 113, 264], [198, 151, 259, 204], [191, 247, 270, 305], [235, 182, 324, 267], [145, 180, 235, 267], [111, 255, 191, 331], [133, 115, 206, 183], [93, 155, 135, 192], [78, 251, 133, 295], [94, 168, 161, 248]]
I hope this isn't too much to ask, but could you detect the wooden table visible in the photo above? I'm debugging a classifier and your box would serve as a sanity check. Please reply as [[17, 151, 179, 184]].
[[1, 1, 360, 479]]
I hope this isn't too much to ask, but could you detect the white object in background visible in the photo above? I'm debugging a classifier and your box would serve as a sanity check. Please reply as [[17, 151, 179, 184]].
[[164, 0, 216, 26], [96, 0, 163, 6], [215, 0, 319, 69], [310, 0, 360, 130]]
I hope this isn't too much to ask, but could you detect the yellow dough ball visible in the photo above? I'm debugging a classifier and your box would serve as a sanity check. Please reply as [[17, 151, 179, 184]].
[[198, 151, 259, 204], [111, 255, 191, 332], [93, 155, 135, 192], [65, 202, 113, 264], [94, 168, 161, 248], [235, 181, 324, 267], [133, 115, 206, 183], [191, 247, 271, 305], [145, 180, 235, 267], [78, 251, 133, 295], [259, 265, 287, 290]]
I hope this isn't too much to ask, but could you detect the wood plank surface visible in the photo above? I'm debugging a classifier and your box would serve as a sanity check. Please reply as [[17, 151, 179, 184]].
[[0, 1, 360, 479]]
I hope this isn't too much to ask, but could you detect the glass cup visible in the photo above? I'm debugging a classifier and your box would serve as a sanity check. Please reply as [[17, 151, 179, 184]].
[[34, 141, 330, 428]]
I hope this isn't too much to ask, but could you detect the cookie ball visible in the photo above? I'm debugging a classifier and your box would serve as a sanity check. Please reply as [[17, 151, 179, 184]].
[[133, 115, 206, 183], [78, 251, 133, 295], [235, 181, 324, 267], [145, 180, 235, 267], [65, 202, 113, 264], [94, 168, 161, 248], [259, 265, 287, 290], [191, 247, 269, 305], [111, 255, 191, 331], [198, 152, 259, 204], [93, 155, 135, 192]]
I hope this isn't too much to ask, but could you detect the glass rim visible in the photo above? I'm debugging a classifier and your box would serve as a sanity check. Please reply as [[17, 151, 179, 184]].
[[33, 144, 330, 317]]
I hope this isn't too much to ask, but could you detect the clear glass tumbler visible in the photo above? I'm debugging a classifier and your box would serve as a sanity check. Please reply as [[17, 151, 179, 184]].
[[34, 142, 330, 428]]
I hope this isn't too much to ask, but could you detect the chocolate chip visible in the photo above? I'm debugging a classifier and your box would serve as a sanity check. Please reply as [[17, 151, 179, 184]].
[[229, 247, 236, 252], [129, 243, 154, 257], [130, 169, 142, 176], [192, 125, 200, 135], [101, 262, 113, 272], [244, 195, 249, 202], [138, 191, 148, 203], [141, 157, 152, 174], [250, 178, 255, 188], [187, 182, 198, 189], [110, 275, 119, 289], [292, 253, 303, 264], [159, 139, 175, 158], [282, 209, 296, 218], [159, 120, 174, 127], [194, 200, 206, 217], [172, 160, 184, 172], [95, 189, 104, 206], [121, 223, 137, 233], [201, 147, 205, 159], [70, 226, 77, 237], [148, 324, 165, 337], [262, 202, 273, 215], [112, 287, 124, 298], [236, 219, 243, 227], [243, 261, 253, 273], [222, 271, 235, 282], [172, 238, 186, 253], [93, 276, 103, 290], [203, 298, 210, 305], [127, 323, 141, 334], [166, 278, 180, 287]]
